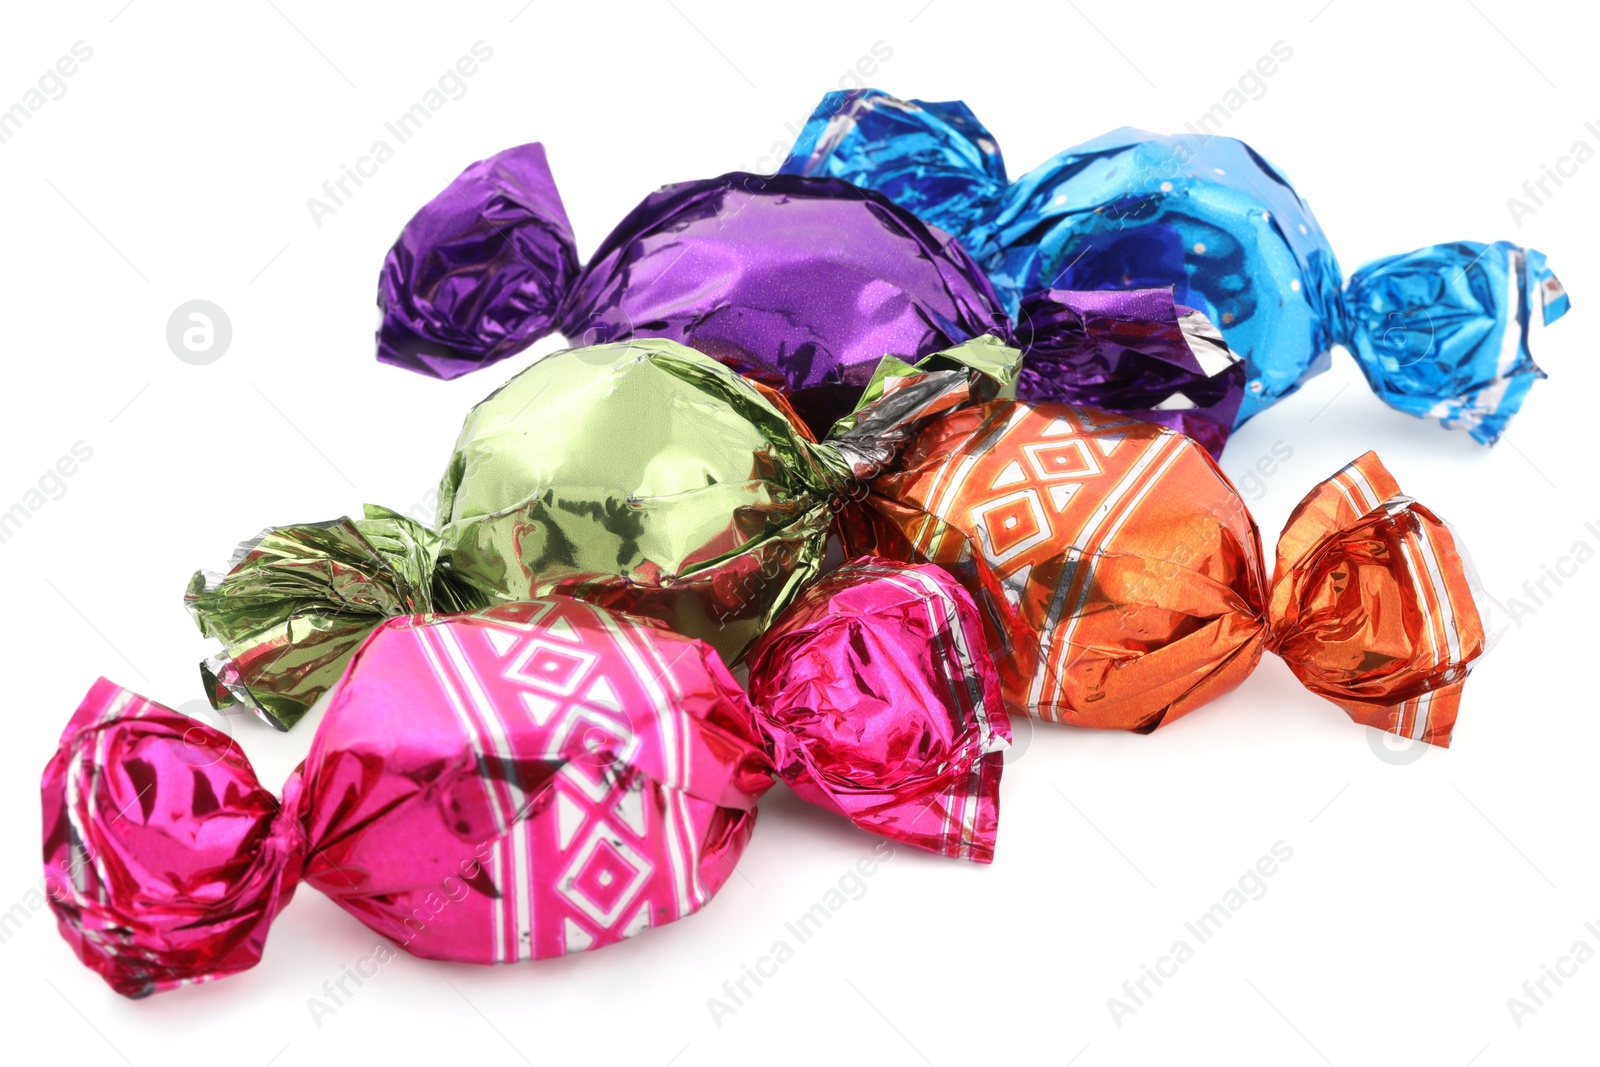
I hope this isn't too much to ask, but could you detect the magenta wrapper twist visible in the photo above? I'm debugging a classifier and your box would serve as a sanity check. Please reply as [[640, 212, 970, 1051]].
[[747, 558, 1008, 862]]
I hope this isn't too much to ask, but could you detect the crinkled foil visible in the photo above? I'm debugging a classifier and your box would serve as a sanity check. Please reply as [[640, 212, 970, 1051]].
[[1015, 288, 1243, 456], [433, 338, 1007, 665], [184, 506, 482, 729], [1266, 455, 1488, 743], [564, 172, 1011, 433], [747, 557, 1010, 862], [842, 386, 1487, 744], [375, 142, 580, 380], [375, 142, 1245, 443], [376, 145, 1007, 433], [781, 88, 1569, 442], [190, 338, 1015, 722], [47, 586, 1010, 996], [47, 602, 771, 995]]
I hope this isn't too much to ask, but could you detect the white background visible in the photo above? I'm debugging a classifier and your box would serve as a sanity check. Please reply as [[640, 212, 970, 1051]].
[[2, 2, 1596, 1064]]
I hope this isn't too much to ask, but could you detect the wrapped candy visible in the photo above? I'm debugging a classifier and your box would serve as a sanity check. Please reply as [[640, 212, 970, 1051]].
[[44, 578, 1008, 997], [781, 89, 1569, 442], [375, 142, 1244, 444], [842, 388, 1487, 745], [375, 143, 1001, 431], [188, 335, 1005, 728]]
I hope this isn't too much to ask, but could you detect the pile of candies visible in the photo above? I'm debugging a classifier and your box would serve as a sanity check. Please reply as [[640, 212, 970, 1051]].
[[43, 88, 1561, 998]]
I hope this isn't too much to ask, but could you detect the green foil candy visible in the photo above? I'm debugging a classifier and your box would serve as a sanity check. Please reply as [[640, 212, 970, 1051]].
[[188, 337, 1018, 728], [437, 338, 852, 661]]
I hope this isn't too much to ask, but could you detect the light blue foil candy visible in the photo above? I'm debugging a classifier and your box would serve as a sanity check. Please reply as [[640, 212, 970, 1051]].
[[780, 89, 1569, 442]]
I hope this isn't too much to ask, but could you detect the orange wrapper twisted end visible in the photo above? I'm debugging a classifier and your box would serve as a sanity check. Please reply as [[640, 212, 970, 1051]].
[[841, 398, 1486, 746], [1266, 451, 1486, 747]]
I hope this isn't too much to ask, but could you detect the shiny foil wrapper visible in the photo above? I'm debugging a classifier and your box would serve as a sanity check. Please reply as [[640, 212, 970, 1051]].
[[188, 337, 1019, 722], [45, 602, 767, 997], [1015, 288, 1242, 457], [375, 142, 1243, 443], [375, 142, 580, 379], [566, 172, 1009, 434], [843, 393, 1486, 745], [782, 88, 1570, 443], [375, 143, 1005, 433], [433, 338, 851, 665], [747, 557, 1009, 862], [46, 589, 1008, 996], [185, 506, 483, 729]]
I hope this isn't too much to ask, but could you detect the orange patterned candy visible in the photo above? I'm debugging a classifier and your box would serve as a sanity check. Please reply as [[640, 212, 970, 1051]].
[[842, 400, 1485, 746]]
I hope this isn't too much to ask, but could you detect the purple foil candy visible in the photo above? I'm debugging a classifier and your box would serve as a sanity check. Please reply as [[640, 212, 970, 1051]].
[[561, 173, 1010, 431], [376, 143, 1246, 450], [377, 143, 580, 380], [376, 145, 1006, 429]]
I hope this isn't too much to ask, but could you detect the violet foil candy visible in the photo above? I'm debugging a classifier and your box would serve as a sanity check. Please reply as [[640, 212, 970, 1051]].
[[374, 142, 1244, 444], [375, 144, 1004, 432]]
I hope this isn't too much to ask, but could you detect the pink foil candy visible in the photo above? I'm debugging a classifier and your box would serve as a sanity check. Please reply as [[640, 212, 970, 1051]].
[[747, 558, 1009, 862], [43, 601, 768, 996], [44, 577, 1006, 997]]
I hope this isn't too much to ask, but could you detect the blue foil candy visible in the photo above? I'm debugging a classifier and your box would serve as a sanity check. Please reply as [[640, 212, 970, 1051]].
[[780, 89, 1569, 443]]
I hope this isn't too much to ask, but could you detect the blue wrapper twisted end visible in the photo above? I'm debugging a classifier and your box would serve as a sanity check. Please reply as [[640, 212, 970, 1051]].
[[376, 142, 579, 379], [1341, 241, 1569, 444], [785, 89, 1008, 238]]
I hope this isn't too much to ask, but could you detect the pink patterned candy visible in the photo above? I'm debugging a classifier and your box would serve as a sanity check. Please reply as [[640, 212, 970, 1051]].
[[43, 575, 1005, 997]]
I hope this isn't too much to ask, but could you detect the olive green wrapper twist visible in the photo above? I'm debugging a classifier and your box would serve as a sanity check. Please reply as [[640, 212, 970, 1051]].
[[185, 507, 484, 730], [188, 337, 1020, 729]]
